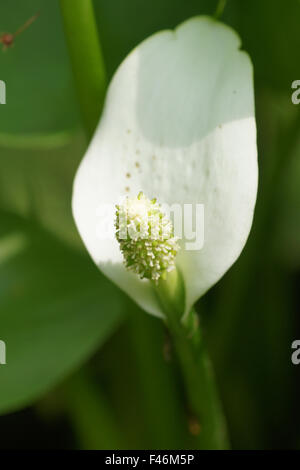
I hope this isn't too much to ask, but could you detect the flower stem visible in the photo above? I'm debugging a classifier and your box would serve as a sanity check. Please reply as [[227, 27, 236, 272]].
[[59, 0, 106, 139], [214, 0, 227, 19], [155, 270, 229, 449], [167, 308, 229, 449], [65, 371, 124, 449], [128, 302, 186, 448], [59, 4, 120, 449]]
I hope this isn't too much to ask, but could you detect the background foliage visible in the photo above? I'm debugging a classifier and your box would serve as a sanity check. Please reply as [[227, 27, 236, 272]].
[[0, 0, 299, 449]]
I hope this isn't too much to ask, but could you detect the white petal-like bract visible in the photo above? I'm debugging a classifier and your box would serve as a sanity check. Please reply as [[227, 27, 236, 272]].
[[72, 16, 258, 317]]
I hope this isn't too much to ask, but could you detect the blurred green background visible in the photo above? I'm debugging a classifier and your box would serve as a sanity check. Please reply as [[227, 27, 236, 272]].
[[0, 0, 300, 449]]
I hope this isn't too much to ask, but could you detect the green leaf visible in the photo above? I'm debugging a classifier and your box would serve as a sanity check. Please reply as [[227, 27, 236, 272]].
[[276, 143, 300, 268], [0, 132, 86, 247], [0, 211, 124, 414], [0, 0, 80, 135], [237, 0, 300, 91]]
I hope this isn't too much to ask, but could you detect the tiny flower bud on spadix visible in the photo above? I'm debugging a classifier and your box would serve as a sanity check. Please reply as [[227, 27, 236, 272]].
[[115, 192, 179, 282]]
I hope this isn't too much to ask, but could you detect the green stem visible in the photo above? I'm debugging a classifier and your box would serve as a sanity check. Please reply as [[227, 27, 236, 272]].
[[65, 371, 124, 449], [155, 271, 229, 449], [129, 302, 186, 449], [59, 0, 106, 139], [167, 309, 228, 449], [59, 3, 119, 449], [214, 0, 227, 19]]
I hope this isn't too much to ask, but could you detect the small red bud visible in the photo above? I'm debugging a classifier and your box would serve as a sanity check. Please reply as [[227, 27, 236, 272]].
[[0, 33, 14, 49], [0, 12, 39, 51]]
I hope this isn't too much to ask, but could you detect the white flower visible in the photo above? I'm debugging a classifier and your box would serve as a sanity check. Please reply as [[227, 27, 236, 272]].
[[72, 16, 258, 318]]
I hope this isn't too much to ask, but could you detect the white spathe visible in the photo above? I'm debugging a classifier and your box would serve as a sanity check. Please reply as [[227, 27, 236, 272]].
[[72, 16, 258, 318]]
